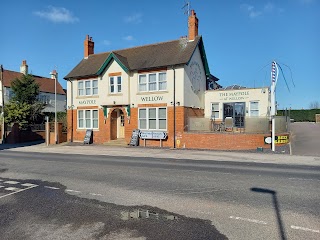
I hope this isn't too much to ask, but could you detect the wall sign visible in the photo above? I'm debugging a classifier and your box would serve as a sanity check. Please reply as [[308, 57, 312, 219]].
[[79, 99, 96, 105], [139, 131, 167, 140], [219, 91, 250, 101], [141, 96, 164, 102], [264, 135, 289, 144]]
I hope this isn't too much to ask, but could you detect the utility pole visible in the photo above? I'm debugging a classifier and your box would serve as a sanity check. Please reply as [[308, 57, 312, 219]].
[[270, 61, 279, 152], [50, 70, 58, 144], [0, 65, 4, 143]]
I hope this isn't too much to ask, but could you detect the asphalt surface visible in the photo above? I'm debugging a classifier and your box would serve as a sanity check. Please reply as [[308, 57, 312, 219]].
[[0, 147, 319, 240], [0, 177, 226, 240], [290, 122, 320, 157]]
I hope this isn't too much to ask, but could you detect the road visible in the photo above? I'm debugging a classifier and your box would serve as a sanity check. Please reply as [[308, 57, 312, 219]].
[[290, 122, 320, 156], [0, 150, 319, 240]]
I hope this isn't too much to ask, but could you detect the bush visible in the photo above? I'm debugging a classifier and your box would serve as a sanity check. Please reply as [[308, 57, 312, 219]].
[[277, 109, 320, 122]]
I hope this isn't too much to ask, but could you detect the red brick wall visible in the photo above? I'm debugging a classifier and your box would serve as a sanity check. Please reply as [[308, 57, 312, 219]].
[[67, 106, 286, 150]]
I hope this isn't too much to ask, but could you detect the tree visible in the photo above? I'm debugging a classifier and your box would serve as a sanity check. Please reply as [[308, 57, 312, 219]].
[[4, 102, 31, 127], [11, 74, 40, 104], [309, 101, 320, 109], [4, 74, 45, 127]]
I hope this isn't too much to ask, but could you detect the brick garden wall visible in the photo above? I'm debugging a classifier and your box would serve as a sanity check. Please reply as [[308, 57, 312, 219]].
[[67, 106, 284, 150]]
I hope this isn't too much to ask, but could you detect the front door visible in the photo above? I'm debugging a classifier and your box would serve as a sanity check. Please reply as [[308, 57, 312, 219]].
[[117, 110, 125, 138], [223, 102, 245, 128]]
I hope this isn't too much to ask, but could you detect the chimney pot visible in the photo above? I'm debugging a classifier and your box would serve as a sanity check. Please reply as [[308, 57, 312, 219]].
[[84, 35, 94, 58], [20, 60, 28, 75], [188, 9, 199, 41]]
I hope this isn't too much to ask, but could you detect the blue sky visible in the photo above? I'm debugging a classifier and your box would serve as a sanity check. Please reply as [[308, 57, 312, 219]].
[[1, 0, 319, 109]]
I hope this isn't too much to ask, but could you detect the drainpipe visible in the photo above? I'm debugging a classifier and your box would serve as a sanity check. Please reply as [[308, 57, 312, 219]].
[[173, 67, 176, 149]]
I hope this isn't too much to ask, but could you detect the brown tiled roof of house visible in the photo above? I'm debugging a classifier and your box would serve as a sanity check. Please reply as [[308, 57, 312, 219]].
[[64, 36, 202, 79], [2, 70, 66, 95]]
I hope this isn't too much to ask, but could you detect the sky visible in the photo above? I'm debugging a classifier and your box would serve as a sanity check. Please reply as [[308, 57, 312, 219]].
[[1, 0, 319, 109]]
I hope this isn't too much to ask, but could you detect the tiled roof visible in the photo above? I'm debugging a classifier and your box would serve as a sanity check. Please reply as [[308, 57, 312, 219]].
[[64, 36, 202, 79], [2, 70, 66, 95]]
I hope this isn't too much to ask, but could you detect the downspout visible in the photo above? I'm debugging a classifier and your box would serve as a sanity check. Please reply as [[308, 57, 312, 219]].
[[172, 67, 176, 149]]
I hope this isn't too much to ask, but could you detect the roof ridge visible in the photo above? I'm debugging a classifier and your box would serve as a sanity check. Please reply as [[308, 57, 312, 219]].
[[89, 38, 186, 58]]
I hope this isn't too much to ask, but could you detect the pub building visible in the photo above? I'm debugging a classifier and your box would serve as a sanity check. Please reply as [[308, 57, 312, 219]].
[[205, 85, 270, 129], [65, 10, 273, 149], [64, 10, 219, 147]]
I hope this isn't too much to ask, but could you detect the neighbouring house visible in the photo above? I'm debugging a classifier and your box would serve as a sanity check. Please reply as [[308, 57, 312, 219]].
[[64, 10, 220, 147], [1, 60, 66, 112]]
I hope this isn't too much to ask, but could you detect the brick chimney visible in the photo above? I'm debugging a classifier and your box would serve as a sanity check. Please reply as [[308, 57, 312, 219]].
[[188, 10, 199, 41], [20, 60, 28, 75], [84, 35, 94, 58]]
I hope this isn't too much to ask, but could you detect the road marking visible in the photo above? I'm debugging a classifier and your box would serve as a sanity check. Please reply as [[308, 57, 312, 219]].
[[0, 185, 38, 199], [3, 181, 20, 184], [89, 193, 103, 196], [229, 216, 267, 225], [159, 187, 226, 193], [291, 225, 319, 233], [21, 183, 38, 187], [289, 177, 320, 182], [5, 187, 21, 191], [66, 189, 81, 193], [44, 186, 60, 190], [173, 189, 223, 195]]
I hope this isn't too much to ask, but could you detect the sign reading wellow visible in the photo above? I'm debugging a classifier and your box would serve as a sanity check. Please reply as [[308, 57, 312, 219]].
[[139, 131, 167, 140], [141, 96, 163, 102], [219, 91, 250, 101]]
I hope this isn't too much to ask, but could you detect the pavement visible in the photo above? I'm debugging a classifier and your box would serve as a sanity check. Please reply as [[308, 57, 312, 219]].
[[1, 140, 320, 167]]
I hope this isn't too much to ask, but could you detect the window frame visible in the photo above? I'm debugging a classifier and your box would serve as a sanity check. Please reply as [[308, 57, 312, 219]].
[[138, 72, 167, 92], [211, 102, 220, 119], [138, 107, 167, 130], [109, 76, 122, 94], [78, 109, 99, 129], [250, 101, 259, 117], [78, 79, 98, 96]]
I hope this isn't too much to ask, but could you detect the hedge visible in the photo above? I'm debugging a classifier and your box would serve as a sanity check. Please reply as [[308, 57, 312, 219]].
[[277, 109, 320, 122]]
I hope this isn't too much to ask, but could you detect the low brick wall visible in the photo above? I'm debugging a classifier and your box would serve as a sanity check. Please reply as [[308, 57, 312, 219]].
[[137, 132, 289, 150]]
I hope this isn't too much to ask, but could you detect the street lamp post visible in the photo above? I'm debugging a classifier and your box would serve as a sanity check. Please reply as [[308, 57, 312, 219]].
[[50, 70, 58, 144]]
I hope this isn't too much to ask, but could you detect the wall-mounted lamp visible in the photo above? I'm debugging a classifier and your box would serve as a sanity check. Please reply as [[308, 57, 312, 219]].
[[131, 103, 135, 107], [113, 101, 116, 105], [176, 102, 180, 106]]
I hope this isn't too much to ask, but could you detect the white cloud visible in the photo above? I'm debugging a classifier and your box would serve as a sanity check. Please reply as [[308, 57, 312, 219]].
[[124, 13, 142, 24], [241, 3, 283, 19], [102, 40, 111, 45], [123, 35, 134, 41], [241, 4, 262, 18], [34, 6, 79, 23]]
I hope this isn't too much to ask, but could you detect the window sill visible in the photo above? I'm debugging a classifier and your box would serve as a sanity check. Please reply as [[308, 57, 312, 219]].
[[76, 95, 99, 99], [108, 93, 123, 96], [136, 91, 168, 95]]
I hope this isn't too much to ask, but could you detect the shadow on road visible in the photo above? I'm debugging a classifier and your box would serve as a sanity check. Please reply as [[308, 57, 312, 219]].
[[0, 140, 44, 151], [251, 187, 287, 240]]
